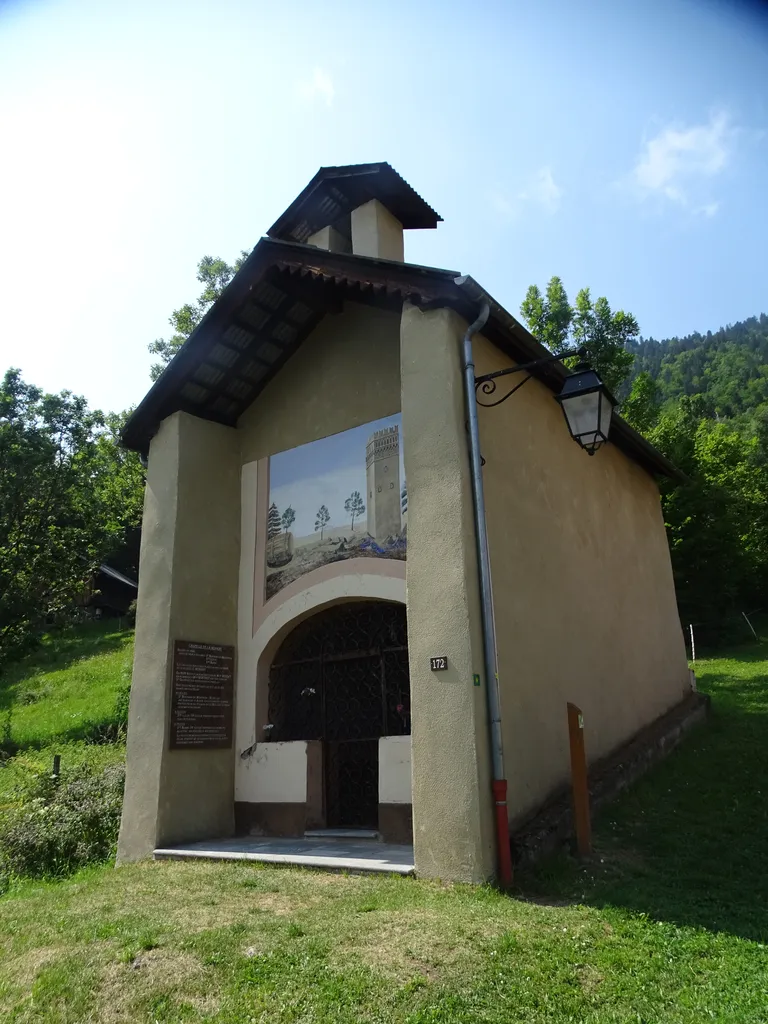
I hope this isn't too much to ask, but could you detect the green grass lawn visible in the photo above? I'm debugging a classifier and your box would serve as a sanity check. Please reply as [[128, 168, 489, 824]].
[[0, 623, 133, 807], [0, 639, 766, 1022]]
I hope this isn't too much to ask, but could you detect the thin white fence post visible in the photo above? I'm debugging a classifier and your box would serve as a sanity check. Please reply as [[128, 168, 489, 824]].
[[689, 623, 696, 664]]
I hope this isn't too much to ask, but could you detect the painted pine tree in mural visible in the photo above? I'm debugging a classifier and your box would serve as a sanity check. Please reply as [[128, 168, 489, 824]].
[[281, 506, 296, 536], [267, 502, 281, 539], [344, 491, 365, 531], [314, 504, 330, 540]]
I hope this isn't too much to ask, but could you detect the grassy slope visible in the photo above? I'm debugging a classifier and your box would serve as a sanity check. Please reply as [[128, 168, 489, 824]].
[[0, 643, 766, 1022], [0, 623, 133, 807]]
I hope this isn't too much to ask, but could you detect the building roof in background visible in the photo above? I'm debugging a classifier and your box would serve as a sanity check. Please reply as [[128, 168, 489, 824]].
[[121, 239, 681, 481], [267, 163, 442, 243]]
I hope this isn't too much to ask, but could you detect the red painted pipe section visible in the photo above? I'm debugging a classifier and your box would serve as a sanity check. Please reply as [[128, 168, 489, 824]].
[[492, 778, 513, 887]]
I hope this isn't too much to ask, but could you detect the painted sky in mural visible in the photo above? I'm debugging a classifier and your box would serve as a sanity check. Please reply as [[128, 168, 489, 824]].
[[265, 413, 406, 600]]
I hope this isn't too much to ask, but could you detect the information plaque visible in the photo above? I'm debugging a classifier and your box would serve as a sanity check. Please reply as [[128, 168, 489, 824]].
[[169, 640, 234, 750]]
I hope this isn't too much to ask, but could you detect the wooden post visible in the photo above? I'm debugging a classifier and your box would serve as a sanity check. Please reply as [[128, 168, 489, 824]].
[[566, 703, 592, 857], [689, 623, 696, 664]]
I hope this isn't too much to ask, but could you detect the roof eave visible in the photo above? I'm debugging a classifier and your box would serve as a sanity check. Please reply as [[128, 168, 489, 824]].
[[121, 240, 274, 452]]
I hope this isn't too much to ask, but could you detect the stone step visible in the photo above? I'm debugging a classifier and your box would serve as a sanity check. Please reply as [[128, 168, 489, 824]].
[[303, 828, 380, 841]]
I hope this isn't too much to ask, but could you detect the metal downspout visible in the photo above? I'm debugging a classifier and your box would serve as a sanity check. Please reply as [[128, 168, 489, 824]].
[[461, 305, 514, 887]]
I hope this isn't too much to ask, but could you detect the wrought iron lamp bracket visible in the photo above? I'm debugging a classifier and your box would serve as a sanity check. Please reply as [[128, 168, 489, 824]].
[[476, 372, 532, 408], [473, 346, 587, 409]]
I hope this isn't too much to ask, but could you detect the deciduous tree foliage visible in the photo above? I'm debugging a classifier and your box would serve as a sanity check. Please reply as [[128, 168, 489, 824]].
[[646, 399, 768, 638], [0, 370, 144, 667], [521, 277, 636, 394], [148, 253, 248, 380]]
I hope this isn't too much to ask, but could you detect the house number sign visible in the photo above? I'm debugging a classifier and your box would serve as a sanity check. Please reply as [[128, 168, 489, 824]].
[[430, 656, 448, 671]]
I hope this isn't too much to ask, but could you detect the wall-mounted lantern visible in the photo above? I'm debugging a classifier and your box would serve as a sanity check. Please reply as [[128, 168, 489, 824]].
[[554, 365, 616, 455], [474, 345, 615, 456]]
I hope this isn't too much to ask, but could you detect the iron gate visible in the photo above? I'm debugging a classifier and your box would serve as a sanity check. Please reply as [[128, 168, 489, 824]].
[[268, 601, 409, 828]]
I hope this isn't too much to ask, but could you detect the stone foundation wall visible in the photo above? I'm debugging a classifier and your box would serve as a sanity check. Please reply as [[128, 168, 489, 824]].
[[511, 691, 710, 865]]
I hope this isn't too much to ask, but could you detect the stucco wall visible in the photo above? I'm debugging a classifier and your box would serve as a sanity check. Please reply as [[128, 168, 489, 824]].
[[235, 301, 403, 797], [238, 741, 307, 803], [379, 736, 412, 804], [401, 303, 496, 882], [118, 412, 240, 862], [238, 301, 400, 466], [473, 334, 690, 826]]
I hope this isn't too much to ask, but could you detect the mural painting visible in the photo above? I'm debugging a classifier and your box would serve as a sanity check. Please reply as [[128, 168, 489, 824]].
[[265, 414, 407, 600]]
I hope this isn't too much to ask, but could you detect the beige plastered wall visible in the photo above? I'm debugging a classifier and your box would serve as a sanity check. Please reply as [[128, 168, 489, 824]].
[[117, 412, 240, 862], [473, 334, 690, 827], [235, 301, 407, 797], [400, 303, 496, 882]]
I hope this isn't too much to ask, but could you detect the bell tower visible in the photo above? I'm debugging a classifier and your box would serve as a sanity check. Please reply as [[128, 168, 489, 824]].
[[267, 162, 442, 264]]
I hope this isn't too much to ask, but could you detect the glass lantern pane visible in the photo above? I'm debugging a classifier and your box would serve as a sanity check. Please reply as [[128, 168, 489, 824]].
[[561, 391, 601, 441], [598, 392, 614, 440]]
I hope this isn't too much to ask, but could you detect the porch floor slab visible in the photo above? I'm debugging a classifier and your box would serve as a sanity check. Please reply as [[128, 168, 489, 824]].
[[154, 836, 415, 876]]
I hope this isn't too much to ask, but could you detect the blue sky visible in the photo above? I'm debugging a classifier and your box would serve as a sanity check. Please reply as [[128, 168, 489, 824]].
[[1, 0, 766, 414]]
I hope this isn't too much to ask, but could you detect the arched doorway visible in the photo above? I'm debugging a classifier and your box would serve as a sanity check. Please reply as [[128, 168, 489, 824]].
[[268, 601, 409, 830]]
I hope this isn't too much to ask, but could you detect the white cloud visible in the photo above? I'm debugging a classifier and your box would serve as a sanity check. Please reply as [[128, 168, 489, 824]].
[[697, 201, 720, 218], [492, 166, 563, 219], [296, 68, 335, 108], [519, 166, 562, 214], [490, 193, 516, 218], [631, 111, 732, 210]]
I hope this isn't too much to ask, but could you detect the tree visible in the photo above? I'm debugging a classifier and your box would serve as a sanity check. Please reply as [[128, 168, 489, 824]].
[[344, 491, 365, 530], [520, 277, 637, 394], [0, 370, 144, 666], [626, 313, 768, 422], [621, 372, 661, 434], [148, 252, 249, 380], [267, 502, 281, 539], [314, 504, 330, 540], [281, 506, 296, 536], [520, 276, 571, 353]]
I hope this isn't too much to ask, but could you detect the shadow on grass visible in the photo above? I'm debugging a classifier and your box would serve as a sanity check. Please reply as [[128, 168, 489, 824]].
[[518, 645, 768, 944], [0, 622, 132, 756], [1, 719, 126, 758], [0, 623, 131, 700]]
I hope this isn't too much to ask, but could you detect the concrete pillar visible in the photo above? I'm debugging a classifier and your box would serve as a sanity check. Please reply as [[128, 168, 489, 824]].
[[117, 412, 240, 863], [351, 199, 405, 262], [400, 302, 496, 882], [307, 224, 351, 253]]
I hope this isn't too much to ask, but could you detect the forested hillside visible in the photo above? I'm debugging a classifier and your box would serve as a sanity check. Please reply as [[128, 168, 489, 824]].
[[624, 313, 768, 643], [628, 314, 768, 425]]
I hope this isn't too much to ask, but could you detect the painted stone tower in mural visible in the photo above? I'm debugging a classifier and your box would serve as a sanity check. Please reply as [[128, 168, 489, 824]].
[[366, 425, 401, 540]]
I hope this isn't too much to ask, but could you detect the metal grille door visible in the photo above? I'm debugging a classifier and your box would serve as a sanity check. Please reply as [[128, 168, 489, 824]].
[[267, 601, 409, 828]]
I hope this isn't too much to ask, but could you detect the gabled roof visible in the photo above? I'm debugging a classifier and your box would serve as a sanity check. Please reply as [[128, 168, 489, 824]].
[[267, 163, 442, 243], [122, 240, 680, 481]]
